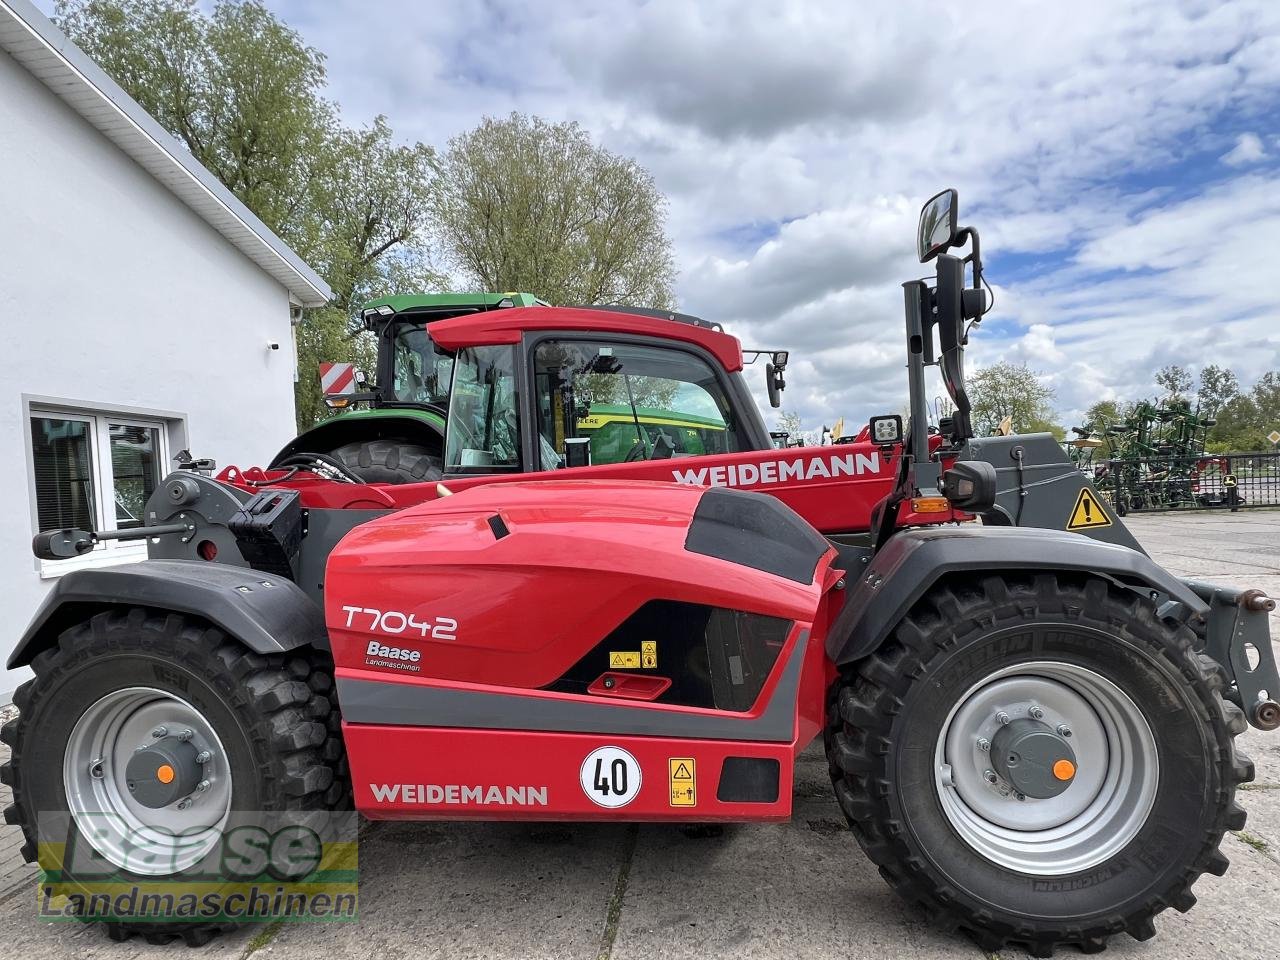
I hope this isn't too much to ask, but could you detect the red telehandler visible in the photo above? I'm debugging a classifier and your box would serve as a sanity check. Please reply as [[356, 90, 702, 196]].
[[6, 190, 1275, 954]]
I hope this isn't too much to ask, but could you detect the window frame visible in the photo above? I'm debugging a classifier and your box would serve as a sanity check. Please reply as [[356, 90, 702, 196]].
[[522, 331, 754, 471], [441, 344, 526, 477], [23, 396, 186, 578]]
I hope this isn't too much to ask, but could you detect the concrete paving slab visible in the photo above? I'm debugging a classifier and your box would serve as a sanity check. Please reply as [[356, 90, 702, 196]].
[[261, 819, 623, 960], [611, 749, 966, 960]]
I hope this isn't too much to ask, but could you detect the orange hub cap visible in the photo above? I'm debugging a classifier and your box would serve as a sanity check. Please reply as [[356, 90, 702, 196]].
[[1052, 759, 1076, 782], [155, 764, 176, 784]]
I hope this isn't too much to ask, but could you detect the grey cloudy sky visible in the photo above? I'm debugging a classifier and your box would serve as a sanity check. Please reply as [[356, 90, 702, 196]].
[[52, 0, 1280, 432]]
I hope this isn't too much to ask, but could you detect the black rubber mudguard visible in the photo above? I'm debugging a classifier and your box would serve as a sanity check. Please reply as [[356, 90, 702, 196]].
[[826, 525, 1206, 666], [7, 560, 326, 670]]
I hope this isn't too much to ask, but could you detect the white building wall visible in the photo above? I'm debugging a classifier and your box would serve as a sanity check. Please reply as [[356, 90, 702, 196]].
[[0, 48, 300, 697]]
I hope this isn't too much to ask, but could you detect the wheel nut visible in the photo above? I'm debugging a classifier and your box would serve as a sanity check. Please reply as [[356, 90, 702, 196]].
[[1057, 724, 1072, 738], [1029, 705, 1044, 720], [151, 726, 168, 738], [996, 711, 1011, 725], [196, 779, 211, 793], [984, 769, 998, 784], [977, 737, 991, 752], [176, 797, 192, 810], [195, 750, 211, 764], [177, 728, 194, 742]]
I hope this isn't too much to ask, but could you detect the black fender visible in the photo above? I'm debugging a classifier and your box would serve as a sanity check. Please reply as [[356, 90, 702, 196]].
[[7, 560, 326, 670], [826, 525, 1207, 666]]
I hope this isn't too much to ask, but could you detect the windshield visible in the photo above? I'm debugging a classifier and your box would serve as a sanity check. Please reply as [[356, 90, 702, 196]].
[[389, 324, 454, 406]]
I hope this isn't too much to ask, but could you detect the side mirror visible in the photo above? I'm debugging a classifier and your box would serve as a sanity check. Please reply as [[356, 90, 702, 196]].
[[33, 528, 97, 560], [765, 361, 786, 408], [940, 461, 997, 512], [918, 188, 958, 262], [868, 415, 903, 445]]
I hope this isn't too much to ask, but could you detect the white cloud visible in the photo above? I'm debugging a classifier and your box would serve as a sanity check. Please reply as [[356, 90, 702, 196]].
[[41, 0, 1280, 434], [1221, 132, 1267, 166]]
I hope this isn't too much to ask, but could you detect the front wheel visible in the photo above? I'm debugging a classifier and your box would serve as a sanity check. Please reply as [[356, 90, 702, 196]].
[[0, 610, 349, 944], [826, 575, 1252, 956]]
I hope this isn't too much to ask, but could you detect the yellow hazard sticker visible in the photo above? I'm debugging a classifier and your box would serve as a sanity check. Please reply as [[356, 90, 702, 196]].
[[669, 758, 696, 806], [641, 641, 657, 669], [609, 651, 641, 669], [1066, 488, 1112, 531]]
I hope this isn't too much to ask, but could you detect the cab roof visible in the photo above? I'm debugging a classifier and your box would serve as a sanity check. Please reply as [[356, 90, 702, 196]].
[[361, 292, 548, 315], [427, 306, 745, 373]]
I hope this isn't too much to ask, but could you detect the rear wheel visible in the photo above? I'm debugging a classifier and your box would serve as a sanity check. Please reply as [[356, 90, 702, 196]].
[[330, 439, 441, 484], [0, 609, 348, 944], [826, 574, 1251, 956]]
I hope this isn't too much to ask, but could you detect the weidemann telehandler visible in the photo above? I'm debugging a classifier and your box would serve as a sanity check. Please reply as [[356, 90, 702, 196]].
[[5, 190, 1278, 955]]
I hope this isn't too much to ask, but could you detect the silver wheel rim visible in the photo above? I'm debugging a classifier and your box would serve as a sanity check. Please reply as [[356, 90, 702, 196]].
[[933, 661, 1158, 875], [63, 686, 233, 875]]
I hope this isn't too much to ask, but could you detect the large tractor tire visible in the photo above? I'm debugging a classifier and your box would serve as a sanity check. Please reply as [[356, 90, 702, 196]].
[[826, 574, 1251, 956], [329, 439, 441, 485], [0, 609, 349, 944]]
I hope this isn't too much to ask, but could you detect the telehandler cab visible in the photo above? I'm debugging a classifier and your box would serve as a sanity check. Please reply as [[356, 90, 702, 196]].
[[6, 190, 1277, 955]]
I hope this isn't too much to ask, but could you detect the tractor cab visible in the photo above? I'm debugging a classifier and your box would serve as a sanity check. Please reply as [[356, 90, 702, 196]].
[[423, 305, 777, 474], [359, 292, 548, 414], [268, 293, 547, 484]]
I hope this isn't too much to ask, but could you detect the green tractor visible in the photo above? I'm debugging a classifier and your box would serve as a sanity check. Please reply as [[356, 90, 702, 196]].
[[269, 293, 547, 484]]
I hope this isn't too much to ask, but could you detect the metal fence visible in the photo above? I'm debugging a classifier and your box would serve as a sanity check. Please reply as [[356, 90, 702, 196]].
[[1087, 451, 1280, 513]]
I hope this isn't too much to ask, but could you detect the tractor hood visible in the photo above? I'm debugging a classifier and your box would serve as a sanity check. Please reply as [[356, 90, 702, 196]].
[[323, 480, 835, 690]]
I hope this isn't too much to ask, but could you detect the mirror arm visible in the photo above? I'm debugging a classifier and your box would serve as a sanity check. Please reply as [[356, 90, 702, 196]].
[[954, 226, 983, 291]]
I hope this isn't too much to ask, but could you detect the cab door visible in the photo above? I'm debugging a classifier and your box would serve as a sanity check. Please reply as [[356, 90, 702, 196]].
[[528, 336, 750, 471], [442, 345, 526, 476]]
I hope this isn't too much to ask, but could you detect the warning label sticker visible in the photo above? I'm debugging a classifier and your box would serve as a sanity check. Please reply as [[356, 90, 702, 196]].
[[1066, 488, 1112, 531], [669, 758, 696, 807], [641, 641, 657, 669], [609, 652, 641, 669]]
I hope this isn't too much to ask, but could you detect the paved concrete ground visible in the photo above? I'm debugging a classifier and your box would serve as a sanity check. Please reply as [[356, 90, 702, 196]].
[[2, 510, 1280, 959]]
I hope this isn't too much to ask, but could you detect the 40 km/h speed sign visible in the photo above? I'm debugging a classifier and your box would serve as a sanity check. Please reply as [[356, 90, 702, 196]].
[[580, 746, 641, 808]]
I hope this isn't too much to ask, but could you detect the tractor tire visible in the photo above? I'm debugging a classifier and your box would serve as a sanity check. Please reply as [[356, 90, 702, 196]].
[[330, 439, 441, 485], [826, 574, 1251, 956], [0, 608, 349, 945]]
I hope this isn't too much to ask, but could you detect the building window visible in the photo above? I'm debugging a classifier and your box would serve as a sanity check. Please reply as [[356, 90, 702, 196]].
[[29, 410, 169, 553]]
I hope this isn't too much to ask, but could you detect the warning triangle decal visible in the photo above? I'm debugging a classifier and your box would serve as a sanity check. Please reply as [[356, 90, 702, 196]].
[[1066, 488, 1112, 531], [672, 762, 693, 780]]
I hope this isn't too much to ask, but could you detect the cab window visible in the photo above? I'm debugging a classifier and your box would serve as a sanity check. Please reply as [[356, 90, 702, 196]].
[[390, 325, 453, 406], [533, 339, 745, 468], [445, 346, 522, 472]]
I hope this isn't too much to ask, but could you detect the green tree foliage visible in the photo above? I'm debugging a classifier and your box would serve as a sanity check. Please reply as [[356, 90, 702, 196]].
[[1083, 400, 1124, 432], [1196, 363, 1240, 420], [56, 0, 440, 429], [435, 113, 676, 309], [968, 362, 1061, 437], [1154, 364, 1194, 401], [1210, 371, 1280, 451]]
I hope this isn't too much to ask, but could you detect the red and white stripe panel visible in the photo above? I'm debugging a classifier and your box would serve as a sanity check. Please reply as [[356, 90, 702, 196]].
[[319, 361, 356, 395]]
